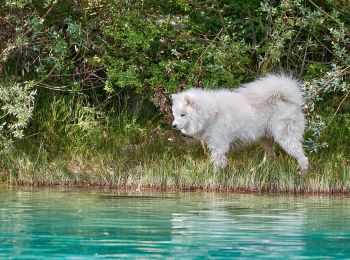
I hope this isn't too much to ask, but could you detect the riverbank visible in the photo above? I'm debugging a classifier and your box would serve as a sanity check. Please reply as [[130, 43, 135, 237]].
[[1, 120, 349, 195]]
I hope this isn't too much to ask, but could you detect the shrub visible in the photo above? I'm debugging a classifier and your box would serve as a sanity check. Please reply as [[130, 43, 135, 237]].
[[0, 80, 36, 152], [0, 0, 349, 153]]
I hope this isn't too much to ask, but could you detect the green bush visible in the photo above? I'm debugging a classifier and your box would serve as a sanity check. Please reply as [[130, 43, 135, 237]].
[[0, 80, 36, 151], [0, 0, 349, 153]]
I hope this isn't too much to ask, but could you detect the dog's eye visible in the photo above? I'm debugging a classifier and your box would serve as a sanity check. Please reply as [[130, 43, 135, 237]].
[[180, 113, 186, 117]]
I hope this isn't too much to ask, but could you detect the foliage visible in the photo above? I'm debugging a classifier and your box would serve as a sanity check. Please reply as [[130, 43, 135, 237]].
[[0, 0, 349, 155], [0, 80, 36, 152], [257, 1, 350, 152]]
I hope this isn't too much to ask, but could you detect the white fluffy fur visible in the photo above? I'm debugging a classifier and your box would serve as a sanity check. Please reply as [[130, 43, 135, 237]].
[[171, 74, 309, 172]]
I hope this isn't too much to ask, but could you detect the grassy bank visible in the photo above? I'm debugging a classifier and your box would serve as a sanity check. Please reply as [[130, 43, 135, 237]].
[[1, 111, 349, 194]]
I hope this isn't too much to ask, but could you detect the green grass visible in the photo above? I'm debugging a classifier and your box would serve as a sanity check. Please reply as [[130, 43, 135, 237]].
[[0, 95, 349, 194], [1, 123, 349, 194]]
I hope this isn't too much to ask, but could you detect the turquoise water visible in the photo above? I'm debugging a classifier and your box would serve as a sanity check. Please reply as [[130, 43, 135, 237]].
[[1, 188, 350, 259]]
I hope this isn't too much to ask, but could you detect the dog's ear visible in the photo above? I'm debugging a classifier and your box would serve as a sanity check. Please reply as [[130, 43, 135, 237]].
[[184, 95, 197, 108]]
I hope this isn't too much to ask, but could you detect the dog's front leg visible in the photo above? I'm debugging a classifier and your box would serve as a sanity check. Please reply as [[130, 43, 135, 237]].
[[207, 141, 230, 170], [210, 151, 228, 169]]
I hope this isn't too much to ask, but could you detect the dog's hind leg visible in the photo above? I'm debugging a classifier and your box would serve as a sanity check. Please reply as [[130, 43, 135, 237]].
[[272, 128, 309, 174], [276, 138, 308, 174]]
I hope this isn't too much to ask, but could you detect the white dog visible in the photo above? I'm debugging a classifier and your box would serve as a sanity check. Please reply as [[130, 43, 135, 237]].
[[171, 74, 309, 173]]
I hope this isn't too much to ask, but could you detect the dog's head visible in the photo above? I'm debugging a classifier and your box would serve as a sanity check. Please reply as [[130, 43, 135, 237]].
[[171, 92, 205, 136]]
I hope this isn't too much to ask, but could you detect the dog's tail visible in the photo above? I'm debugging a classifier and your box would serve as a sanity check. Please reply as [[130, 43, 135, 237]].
[[238, 74, 303, 107]]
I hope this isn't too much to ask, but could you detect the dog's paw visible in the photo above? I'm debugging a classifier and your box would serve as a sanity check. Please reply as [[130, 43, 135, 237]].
[[298, 162, 308, 175]]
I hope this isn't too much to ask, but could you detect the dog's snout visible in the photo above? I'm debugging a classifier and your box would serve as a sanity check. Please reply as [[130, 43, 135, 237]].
[[172, 124, 177, 129]]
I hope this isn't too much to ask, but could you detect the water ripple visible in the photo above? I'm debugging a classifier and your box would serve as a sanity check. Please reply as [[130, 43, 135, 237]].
[[1, 188, 350, 259]]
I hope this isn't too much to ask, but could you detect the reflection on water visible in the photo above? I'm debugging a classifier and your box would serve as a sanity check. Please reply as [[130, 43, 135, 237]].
[[1, 188, 350, 259]]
